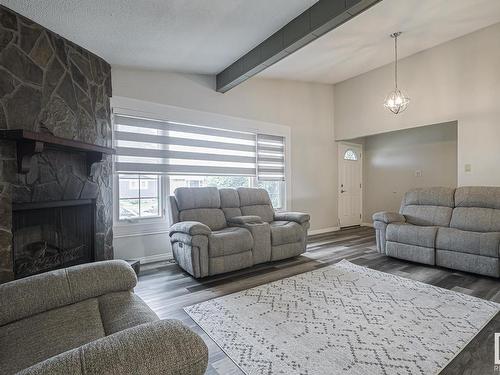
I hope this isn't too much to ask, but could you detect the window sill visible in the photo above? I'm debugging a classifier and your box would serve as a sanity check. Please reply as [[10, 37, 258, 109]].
[[114, 218, 169, 238]]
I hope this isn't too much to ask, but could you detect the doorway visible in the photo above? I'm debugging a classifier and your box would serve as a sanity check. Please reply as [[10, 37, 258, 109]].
[[338, 142, 363, 228]]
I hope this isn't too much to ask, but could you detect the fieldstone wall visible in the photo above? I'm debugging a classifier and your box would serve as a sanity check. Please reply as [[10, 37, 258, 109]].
[[0, 5, 113, 282]]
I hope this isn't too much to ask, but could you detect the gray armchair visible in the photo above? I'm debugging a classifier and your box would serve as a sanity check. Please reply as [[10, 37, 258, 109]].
[[168, 187, 310, 278], [0, 260, 208, 375]]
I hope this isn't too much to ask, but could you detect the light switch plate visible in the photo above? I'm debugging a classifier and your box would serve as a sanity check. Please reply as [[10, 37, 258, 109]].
[[465, 164, 472, 173]]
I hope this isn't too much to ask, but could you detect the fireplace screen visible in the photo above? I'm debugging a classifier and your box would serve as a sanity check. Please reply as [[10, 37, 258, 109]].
[[12, 201, 95, 278]]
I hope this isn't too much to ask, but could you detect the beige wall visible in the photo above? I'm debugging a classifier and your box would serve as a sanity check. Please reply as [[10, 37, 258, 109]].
[[334, 23, 500, 187], [112, 69, 338, 260], [355, 122, 457, 222], [112, 69, 337, 231]]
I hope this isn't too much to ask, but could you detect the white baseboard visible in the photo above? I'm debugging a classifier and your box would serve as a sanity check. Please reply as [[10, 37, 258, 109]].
[[126, 253, 173, 264], [308, 227, 340, 236], [361, 222, 374, 228]]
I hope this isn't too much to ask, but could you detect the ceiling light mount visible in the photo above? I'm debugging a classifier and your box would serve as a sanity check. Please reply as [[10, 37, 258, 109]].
[[384, 31, 410, 114]]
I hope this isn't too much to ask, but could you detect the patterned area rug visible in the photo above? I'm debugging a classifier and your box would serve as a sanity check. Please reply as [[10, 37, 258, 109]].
[[184, 260, 499, 375]]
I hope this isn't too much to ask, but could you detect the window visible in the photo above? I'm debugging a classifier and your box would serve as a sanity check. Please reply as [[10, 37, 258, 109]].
[[257, 180, 284, 209], [113, 112, 288, 225], [343, 149, 358, 161], [118, 174, 161, 220]]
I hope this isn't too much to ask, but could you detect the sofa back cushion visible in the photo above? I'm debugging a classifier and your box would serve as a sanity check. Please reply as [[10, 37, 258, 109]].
[[0, 260, 136, 327], [401, 206, 453, 227], [401, 187, 455, 208], [450, 208, 500, 232], [237, 188, 275, 223], [0, 298, 105, 374], [174, 187, 221, 210], [219, 188, 242, 220], [179, 209, 227, 231], [400, 187, 455, 227], [174, 187, 226, 230], [450, 187, 500, 232], [454, 186, 500, 209]]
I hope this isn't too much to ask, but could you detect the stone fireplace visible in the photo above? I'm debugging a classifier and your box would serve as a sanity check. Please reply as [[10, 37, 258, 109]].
[[0, 5, 114, 282]]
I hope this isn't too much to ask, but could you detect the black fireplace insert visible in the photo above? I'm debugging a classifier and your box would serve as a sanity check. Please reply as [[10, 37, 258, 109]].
[[12, 200, 95, 279]]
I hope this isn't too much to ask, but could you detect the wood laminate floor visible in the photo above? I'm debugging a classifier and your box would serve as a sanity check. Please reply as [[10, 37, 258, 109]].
[[136, 227, 500, 375]]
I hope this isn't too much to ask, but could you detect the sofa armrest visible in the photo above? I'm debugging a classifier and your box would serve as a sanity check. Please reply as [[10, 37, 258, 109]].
[[274, 211, 310, 224], [0, 260, 136, 327], [18, 320, 209, 375], [169, 221, 211, 236], [227, 215, 263, 225], [372, 211, 406, 224]]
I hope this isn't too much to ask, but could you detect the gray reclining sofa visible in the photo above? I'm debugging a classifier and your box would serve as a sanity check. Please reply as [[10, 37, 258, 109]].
[[0, 260, 208, 375], [168, 187, 310, 278], [373, 186, 500, 277]]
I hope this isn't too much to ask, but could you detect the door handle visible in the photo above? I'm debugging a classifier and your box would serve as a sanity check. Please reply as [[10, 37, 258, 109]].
[[340, 189, 347, 193]]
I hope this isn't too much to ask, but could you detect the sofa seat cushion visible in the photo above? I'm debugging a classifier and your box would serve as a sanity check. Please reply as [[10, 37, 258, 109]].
[[386, 223, 438, 248], [270, 221, 303, 246], [209, 227, 253, 257], [436, 227, 500, 258], [0, 298, 105, 375]]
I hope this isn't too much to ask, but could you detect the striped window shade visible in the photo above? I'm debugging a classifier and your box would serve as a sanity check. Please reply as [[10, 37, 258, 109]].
[[257, 134, 285, 181], [114, 114, 257, 176]]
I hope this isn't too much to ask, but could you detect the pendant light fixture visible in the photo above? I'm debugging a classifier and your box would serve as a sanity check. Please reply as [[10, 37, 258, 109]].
[[384, 32, 410, 114]]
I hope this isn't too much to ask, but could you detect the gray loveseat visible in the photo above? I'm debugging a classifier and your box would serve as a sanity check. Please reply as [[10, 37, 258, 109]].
[[373, 186, 500, 277], [168, 187, 310, 278], [0, 260, 208, 375]]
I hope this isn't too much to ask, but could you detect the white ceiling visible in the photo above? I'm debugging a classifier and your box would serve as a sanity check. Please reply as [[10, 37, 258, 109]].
[[259, 0, 500, 84], [3, 0, 500, 83], [0, 0, 318, 74]]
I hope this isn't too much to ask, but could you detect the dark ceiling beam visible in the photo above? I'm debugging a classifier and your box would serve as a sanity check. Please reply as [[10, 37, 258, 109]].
[[216, 0, 382, 93]]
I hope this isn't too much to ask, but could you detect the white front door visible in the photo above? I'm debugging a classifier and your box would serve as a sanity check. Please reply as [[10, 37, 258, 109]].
[[338, 143, 362, 228]]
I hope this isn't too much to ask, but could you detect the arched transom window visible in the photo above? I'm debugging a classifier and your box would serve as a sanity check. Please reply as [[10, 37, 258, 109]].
[[343, 149, 358, 161]]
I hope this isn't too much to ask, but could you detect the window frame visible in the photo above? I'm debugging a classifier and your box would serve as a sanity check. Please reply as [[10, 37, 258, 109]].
[[112, 96, 292, 236], [113, 173, 169, 238], [343, 149, 358, 161], [117, 174, 163, 221]]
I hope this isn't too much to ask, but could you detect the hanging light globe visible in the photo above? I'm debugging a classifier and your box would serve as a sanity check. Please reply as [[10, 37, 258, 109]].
[[384, 88, 410, 114], [384, 32, 410, 114]]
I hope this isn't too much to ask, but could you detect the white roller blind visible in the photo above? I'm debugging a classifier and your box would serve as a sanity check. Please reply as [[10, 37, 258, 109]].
[[257, 133, 285, 181], [114, 114, 257, 176]]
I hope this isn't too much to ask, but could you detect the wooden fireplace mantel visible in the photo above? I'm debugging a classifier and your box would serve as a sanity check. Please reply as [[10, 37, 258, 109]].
[[0, 129, 116, 175]]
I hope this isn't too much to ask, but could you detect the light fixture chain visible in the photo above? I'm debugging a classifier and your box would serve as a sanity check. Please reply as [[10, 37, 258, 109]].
[[394, 33, 398, 89], [384, 31, 409, 114]]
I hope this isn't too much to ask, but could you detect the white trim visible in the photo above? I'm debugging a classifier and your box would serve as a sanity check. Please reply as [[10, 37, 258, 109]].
[[361, 222, 373, 228], [308, 227, 340, 236], [123, 253, 173, 264], [113, 173, 169, 236], [114, 228, 169, 238]]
